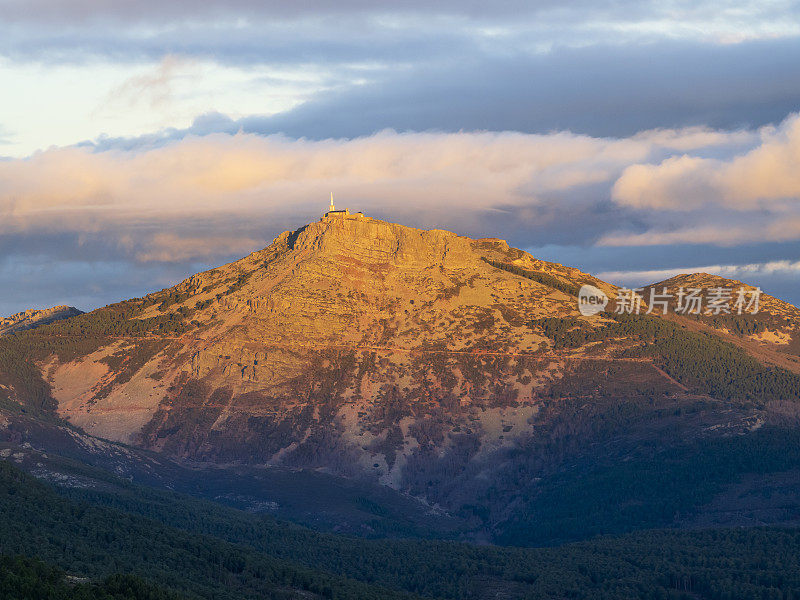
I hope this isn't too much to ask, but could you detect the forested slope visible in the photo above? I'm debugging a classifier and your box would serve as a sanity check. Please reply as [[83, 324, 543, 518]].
[[3, 458, 799, 600]]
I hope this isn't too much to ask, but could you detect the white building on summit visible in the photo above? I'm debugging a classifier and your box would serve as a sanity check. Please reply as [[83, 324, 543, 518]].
[[323, 192, 366, 219]]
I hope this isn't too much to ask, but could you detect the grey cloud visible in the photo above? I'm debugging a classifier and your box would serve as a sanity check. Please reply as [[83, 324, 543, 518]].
[[3, 0, 798, 67], [3, 113, 799, 315], [0, 125, 14, 146], [0, 0, 542, 22], [238, 39, 800, 138], [0, 254, 216, 316], [1, 19, 480, 67], [83, 38, 800, 146], [532, 240, 800, 280], [0, 224, 276, 315], [3, 0, 772, 24]]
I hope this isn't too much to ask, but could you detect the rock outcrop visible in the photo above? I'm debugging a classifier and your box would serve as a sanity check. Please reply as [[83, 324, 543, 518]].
[[0, 305, 83, 336]]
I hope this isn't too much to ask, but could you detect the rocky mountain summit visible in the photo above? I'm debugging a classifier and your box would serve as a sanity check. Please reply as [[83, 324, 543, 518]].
[[0, 305, 83, 337], [38, 213, 619, 480], [3, 212, 800, 543]]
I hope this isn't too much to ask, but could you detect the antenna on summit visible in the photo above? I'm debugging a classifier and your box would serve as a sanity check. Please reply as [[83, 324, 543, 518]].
[[322, 192, 364, 220]]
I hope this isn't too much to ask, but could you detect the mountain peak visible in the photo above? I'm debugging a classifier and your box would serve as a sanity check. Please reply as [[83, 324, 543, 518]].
[[650, 272, 753, 290], [275, 211, 475, 268], [45, 215, 614, 445], [3, 213, 799, 529], [644, 272, 800, 322], [0, 305, 82, 336]]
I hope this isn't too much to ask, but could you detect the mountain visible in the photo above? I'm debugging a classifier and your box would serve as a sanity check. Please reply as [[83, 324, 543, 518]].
[[31, 213, 618, 464], [643, 273, 800, 360], [0, 305, 82, 337], [2, 211, 800, 545]]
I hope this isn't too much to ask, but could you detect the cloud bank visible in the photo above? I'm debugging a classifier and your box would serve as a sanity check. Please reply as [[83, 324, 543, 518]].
[[608, 113, 800, 245], [0, 121, 770, 255], [2, 1, 799, 314], [614, 117, 800, 211], [4, 0, 800, 155], [1, 113, 799, 313]]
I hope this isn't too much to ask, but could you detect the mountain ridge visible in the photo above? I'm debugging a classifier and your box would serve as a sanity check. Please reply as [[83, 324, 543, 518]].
[[3, 213, 800, 544], [0, 305, 83, 337], [43, 213, 621, 447]]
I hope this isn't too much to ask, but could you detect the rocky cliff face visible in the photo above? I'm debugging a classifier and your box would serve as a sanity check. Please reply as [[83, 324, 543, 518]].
[[6, 213, 800, 527]]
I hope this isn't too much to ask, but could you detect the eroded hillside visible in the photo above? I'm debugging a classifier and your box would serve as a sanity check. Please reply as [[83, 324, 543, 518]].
[[2, 212, 800, 539]]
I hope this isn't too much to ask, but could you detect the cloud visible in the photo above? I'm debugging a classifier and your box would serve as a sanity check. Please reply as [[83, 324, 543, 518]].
[[0, 253, 211, 316], [102, 54, 198, 111], [291, 38, 800, 138], [595, 259, 800, 307], [613, 113, 800, 211], [599, 218, 800, 247], [0, 0, 540, 22], [133, 233, 263, 263], [0, 116, 796, 260], [0, 124, 14, 146], [1, 116, 799, 313], [598, 113, 800, 249], [3, 0, 794, 29], [72, 37, 800, 147], [599, 260, 800, 286], [1, 124, 765, 256], [3, 6, 800, 158]]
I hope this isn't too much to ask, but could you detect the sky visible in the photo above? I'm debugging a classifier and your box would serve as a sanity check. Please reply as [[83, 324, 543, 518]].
[[1, 0, 800, 314]]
